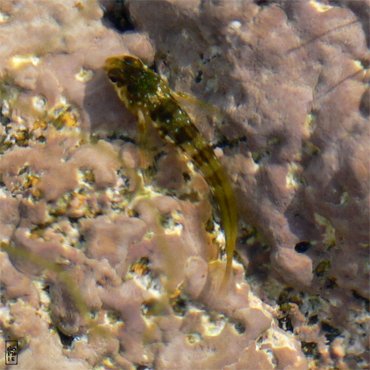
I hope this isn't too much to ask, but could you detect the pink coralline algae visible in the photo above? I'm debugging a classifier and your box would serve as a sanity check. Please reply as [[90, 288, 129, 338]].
[[0, 0, 368, 369]]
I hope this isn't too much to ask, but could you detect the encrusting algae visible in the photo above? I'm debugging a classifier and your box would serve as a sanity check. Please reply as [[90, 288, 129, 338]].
[[0, 54, 239, 366], [104, 55, 238, 284]]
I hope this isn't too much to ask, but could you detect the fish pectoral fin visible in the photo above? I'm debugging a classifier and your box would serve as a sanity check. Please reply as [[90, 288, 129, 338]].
[[172, 91, 223, 123]]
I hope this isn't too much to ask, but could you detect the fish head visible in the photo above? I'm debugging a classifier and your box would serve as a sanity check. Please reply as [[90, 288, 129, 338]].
[[104, 55, 165, 109]]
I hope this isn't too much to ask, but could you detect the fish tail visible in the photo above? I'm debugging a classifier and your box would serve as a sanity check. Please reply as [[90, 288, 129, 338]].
[[188, 140, 238, 283], [215, 178, 238, 285]]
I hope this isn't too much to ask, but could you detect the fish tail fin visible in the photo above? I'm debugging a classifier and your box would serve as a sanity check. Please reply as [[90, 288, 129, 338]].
[[220, 233, 236, 290]]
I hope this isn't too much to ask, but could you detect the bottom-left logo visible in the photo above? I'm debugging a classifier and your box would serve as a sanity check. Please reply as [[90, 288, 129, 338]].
[[5, 340, 19, 365]]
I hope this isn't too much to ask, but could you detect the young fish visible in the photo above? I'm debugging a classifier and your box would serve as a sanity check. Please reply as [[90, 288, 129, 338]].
[[104, 55, 238, 282]]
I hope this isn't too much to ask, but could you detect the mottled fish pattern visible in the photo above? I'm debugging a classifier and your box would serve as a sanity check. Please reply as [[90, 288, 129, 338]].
[[104, 55, 238, 281]]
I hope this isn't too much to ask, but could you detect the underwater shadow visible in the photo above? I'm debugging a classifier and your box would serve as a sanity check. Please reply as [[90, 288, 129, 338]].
[[82, 68, 137, 140]]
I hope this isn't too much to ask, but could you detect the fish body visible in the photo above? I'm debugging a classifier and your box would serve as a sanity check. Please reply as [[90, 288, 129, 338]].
[[104, 55, 237, 280]]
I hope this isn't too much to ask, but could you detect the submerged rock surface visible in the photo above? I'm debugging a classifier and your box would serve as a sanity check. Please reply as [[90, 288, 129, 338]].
[[0, 0, 368, 369]]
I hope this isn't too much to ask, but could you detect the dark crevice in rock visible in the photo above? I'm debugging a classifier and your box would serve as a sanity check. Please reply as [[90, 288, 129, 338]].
[[212, 135, 247, 150], [233, 321, 246, 334], [102, 0, 135, 33], [352, 290, 370, 312], [324, 277, 337, 289], [359, 88, 370, 118], [301, 341, 320, 358], [136, 365, 153, 370], [295, 241, 312, 253], [308, 314, 319, 325], [321, 322, 341, 343], [105, 132, 136, 144], [278, 315, 294, 332], [254, 0, 277, 7], [56, 326, 75, 347], [194, 70, 203, 83]]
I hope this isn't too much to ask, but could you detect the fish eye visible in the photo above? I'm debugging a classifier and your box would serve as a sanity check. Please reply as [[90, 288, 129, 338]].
[[108, 70, 122, 84], [123, 58, 135, 65], [123, 56, 141, 67]]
